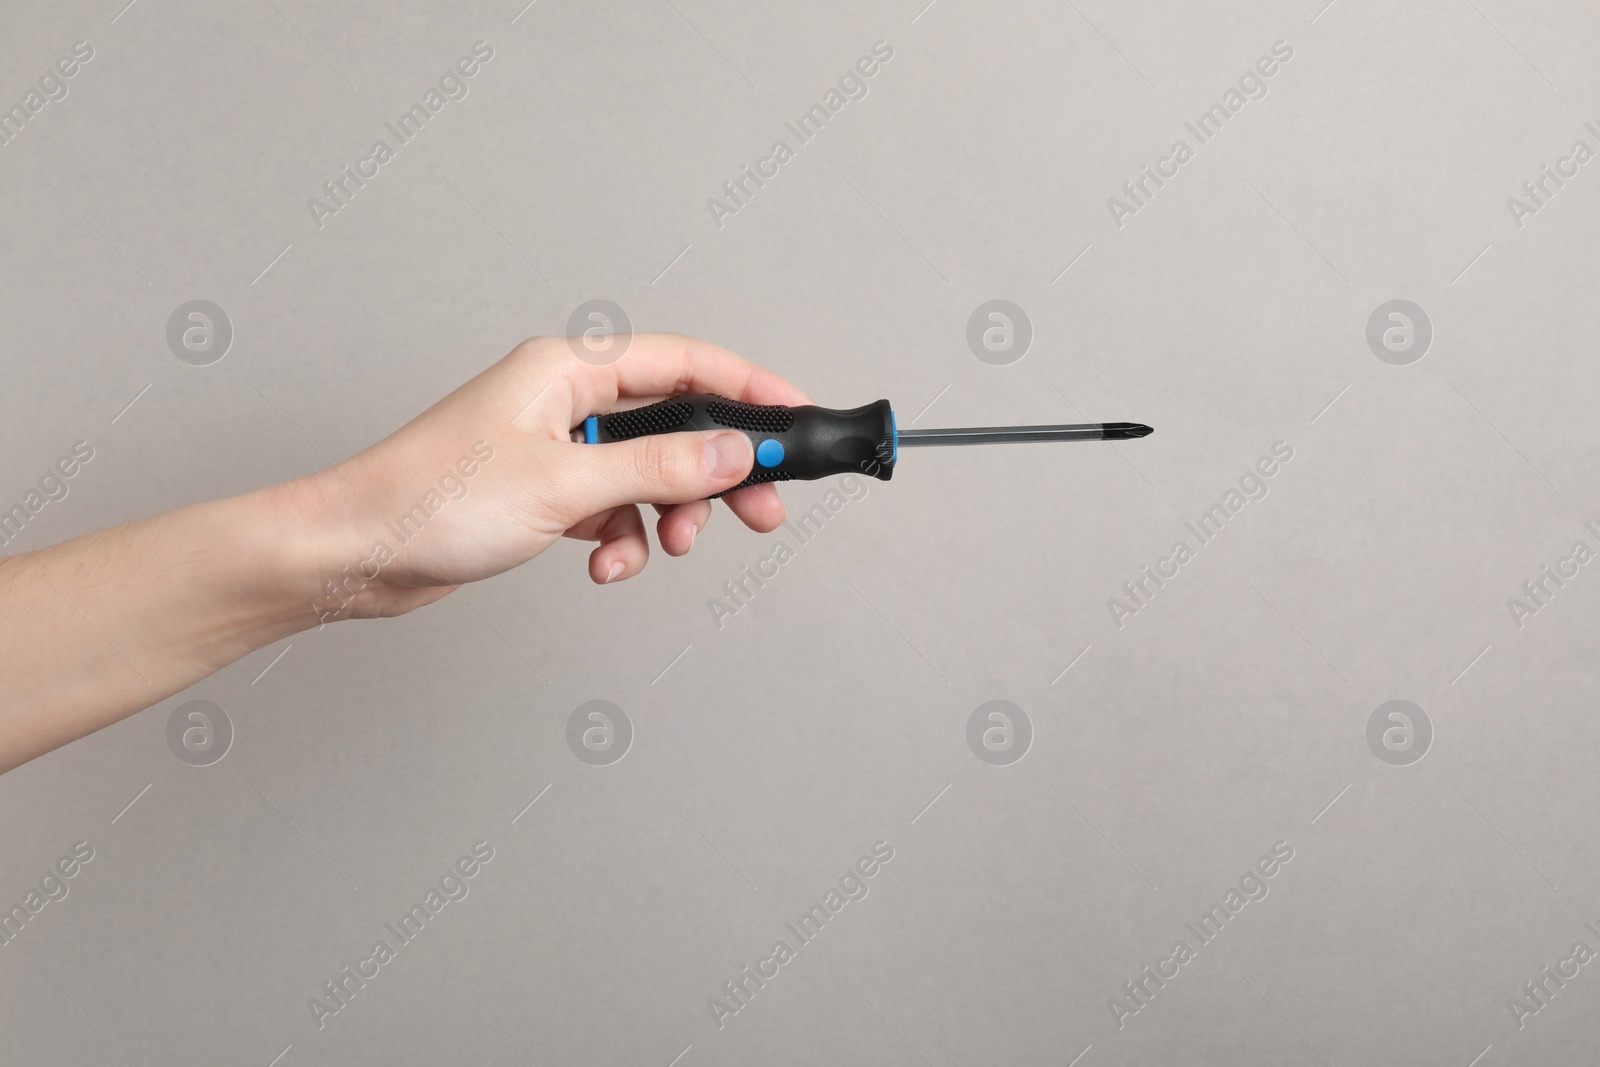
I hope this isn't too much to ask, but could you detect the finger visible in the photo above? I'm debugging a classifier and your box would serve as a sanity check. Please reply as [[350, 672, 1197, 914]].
[[563, 333, 812, 421], [720, 482, 788, 533], [584, 504, 649, 584], [655, 500, 711, 555], [543, 428, 754, 527]]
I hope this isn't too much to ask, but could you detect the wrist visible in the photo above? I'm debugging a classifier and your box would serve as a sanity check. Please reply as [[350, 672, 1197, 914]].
[[176, 478, 343, 655], [250, 467, 370, 630], [266, 461, 458, 626]]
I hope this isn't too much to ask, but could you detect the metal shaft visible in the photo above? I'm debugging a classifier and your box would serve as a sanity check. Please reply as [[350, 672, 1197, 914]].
[[896, 422, 1152, 446]]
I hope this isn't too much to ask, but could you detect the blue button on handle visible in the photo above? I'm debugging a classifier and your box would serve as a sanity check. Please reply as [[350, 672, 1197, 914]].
[[756, 438, 785, 468]]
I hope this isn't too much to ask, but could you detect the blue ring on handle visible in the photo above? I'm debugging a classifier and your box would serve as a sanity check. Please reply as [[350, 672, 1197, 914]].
[[584, 415, 598, 443], [890, 410, 898, 465]]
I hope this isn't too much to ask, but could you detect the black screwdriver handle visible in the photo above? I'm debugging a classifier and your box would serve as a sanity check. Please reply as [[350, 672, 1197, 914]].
[[580, 394, 897, 494]]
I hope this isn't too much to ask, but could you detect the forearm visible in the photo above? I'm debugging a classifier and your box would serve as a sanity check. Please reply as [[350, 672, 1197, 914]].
[[0, 481, 329, 771]]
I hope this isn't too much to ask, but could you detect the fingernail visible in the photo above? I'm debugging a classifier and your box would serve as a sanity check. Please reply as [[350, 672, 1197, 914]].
[[701, 430, 752, 479], [605, 561, 624, 583], [687, 524, 699, 550]]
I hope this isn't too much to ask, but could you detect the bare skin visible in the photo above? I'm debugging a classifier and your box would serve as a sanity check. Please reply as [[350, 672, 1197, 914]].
[[0, 334, 810, 772]]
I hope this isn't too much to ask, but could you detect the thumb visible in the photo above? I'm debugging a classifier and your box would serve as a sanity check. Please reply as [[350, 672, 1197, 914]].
[[551, 429, 754, 521]]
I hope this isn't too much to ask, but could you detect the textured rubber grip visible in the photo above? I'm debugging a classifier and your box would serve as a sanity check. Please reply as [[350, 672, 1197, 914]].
[[587, 394, 896, 495]]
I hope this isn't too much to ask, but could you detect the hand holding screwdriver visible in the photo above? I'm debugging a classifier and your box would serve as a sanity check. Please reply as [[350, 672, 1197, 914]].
[[0, 331, 1147, 771]]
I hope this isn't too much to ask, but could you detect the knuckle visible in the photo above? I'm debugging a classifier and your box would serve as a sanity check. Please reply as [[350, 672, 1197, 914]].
[[510, 335, 557, 364], [634, 436, 683, 487]]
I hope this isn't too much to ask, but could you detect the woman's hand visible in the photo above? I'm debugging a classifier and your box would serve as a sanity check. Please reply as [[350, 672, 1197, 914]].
[[292, 333, 812, 623]]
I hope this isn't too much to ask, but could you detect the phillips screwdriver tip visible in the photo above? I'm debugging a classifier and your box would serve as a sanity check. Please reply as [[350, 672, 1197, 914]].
[[1101, 422, 1154, 440]]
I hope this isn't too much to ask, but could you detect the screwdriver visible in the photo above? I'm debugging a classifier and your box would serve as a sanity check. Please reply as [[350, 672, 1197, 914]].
[[575, 394, 1152, 493]]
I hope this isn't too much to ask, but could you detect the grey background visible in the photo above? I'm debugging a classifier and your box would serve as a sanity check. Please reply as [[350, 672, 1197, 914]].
[[2, 0, 1597, 1063]]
